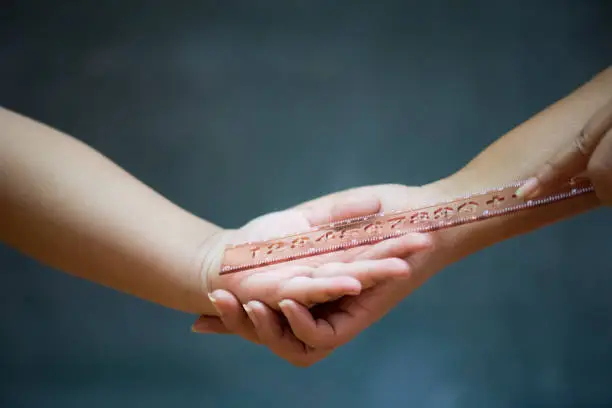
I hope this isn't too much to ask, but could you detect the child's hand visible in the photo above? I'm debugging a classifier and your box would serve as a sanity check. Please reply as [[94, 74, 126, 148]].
[[203, 193, 431, 313]]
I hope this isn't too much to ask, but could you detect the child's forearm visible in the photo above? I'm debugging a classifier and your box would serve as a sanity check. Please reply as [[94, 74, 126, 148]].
[[422, 66, 611, 270], [0, 107, 220, 314]]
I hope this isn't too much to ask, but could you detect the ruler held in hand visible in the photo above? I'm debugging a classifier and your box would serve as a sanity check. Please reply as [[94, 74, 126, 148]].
[[220, 178, 594, 274]]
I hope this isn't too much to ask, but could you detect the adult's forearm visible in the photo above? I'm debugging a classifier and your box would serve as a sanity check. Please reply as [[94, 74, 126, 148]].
[[423, 66, 611, 268], [0, 108, 220, 314]]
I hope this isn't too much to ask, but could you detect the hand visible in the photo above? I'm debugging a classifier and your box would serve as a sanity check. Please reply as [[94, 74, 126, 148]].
[[193, 183, 448, 366], [515, 98, 612, 204], [193, 188, 434, 366], [196, 68, 612, 366]]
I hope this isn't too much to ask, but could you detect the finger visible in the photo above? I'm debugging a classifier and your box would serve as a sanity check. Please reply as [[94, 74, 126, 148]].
[[320, 275, 428, 346], [300, 191, 382, 226], [247, 301, 332, 367], [354, 233, 432, 262], [243, 300, 285, 341], [278, 276, 362, 306], [283, 281, 405, 349], [191, 315, 232, 334], [245, 300, 333, 366], [324, 282, 395, 341], [588, 128, 612, 205], [244, 258, 410, 306], [208, 290, 260, 344], [517, 98, 612, 199], [313, 258, 412, 289], [279, 299, 340, 349], [329, 195, 381, 223]]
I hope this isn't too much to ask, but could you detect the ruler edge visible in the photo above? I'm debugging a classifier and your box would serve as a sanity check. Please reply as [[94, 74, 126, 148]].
[[220, 178, 594, 274], [225, 177, 587, 248]]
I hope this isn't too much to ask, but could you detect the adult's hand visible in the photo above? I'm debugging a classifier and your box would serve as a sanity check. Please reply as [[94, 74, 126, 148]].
[[516, 98, 612, 204], [193, 73, 612, 368]]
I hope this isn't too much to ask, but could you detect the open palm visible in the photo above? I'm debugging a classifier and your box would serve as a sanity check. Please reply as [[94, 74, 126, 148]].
[[195, 184, 436, 366], [207, 195, 429, 311]]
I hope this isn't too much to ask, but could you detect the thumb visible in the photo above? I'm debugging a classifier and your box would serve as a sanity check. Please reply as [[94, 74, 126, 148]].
[[517, 98, 612, 199]]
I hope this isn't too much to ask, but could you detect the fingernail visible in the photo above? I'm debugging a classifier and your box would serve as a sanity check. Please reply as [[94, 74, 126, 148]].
[[208, 292, 222, 317], [515, 177, 539, 199], [243, 303, 259, 327], [278, 299, 291, 311], [191, 322, 213, 334]]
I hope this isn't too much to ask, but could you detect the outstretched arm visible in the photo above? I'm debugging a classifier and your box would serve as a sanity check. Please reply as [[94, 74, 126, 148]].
[[0, 106, 430, 351], [515, 97, 612, 205], [428, 65, 611, 265], [0, 107, 221, 314], [292, 63, 611, 274]]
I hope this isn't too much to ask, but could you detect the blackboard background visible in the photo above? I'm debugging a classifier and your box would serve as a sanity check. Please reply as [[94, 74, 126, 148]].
[[1, 1, 611, 407]]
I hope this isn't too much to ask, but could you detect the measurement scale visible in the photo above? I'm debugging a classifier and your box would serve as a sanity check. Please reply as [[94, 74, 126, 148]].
[[220, 178, 594, 274]]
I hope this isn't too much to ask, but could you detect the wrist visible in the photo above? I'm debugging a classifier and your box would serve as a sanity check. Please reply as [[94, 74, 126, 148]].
[[386, 171, 598, 306], [405, 177, 472, 270], [196, 227, 238, 316], [422, 169, 600, 264]]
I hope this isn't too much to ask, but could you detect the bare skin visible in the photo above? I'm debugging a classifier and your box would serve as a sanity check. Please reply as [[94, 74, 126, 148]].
[[0, 106, 433, 369], [516, 97, 612, 204], [194, 65, 612, 366], [3, 65, 610, 367]]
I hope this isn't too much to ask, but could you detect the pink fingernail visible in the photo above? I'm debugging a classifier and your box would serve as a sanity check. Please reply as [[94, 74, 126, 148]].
[[515, 177, 539, 199], [208, 293, 223, 317]]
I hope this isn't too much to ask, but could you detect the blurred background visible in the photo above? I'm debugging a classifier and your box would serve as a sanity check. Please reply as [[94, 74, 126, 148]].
[[1, 1, 611, 407]]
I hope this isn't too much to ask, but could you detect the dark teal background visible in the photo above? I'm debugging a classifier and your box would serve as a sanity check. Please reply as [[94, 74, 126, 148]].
[[1, 1, 611, 406]]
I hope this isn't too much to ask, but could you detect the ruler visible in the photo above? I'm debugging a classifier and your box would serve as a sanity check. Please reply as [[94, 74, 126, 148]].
[[220, 177, 594, 274]]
